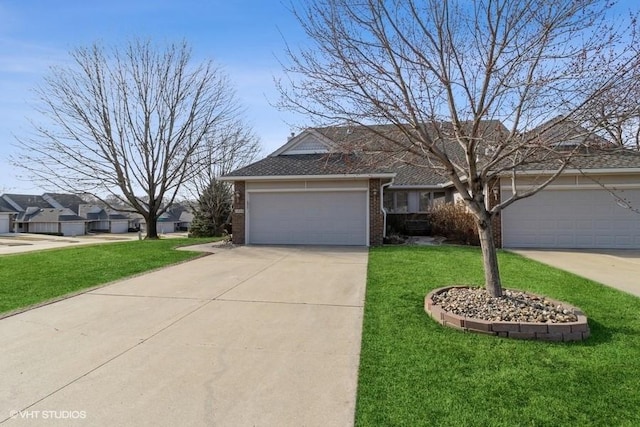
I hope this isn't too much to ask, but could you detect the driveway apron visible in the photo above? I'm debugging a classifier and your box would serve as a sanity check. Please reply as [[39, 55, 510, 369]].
[[511, 249, 640, 297], [0, 246, 368, 426]]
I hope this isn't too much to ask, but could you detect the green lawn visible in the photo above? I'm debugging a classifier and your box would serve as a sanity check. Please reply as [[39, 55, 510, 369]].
[[357, 245, 640, 427], [0, 238, 216, 314]]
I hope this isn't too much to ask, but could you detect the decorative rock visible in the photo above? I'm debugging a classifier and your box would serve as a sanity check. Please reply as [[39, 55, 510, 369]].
[[430, 287, 578, 323], [425, 286, 590, 342]]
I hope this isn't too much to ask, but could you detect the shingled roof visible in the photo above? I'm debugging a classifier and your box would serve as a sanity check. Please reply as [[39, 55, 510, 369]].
[[518, 149, 640, 171], [225, 153, 394, 178], [0, 197, 17, 213], [224, 122, 640, 186], [2, 194, 52, 210], [19, 208, 85, 223], [44, 193, 87, 214]]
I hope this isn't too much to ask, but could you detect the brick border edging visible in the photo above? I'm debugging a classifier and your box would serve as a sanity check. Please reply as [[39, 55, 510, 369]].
[[425, 286, 590, 342]]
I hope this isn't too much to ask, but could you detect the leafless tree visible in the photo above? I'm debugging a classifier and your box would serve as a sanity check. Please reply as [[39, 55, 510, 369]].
[[280, 0, 639, 296], [580, 68, 640, 150], [183, 118, 260, 202], [15, 40, 246, 238]]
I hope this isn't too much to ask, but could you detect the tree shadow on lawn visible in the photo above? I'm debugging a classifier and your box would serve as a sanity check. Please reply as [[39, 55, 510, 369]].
[[581, 318, 638, 346]]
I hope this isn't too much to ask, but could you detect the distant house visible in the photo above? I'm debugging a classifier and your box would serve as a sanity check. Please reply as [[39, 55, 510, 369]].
[[107, 212, 130, 234], [177, 209, 194, 231], [77, 204, 129, 234], [79, 204, 110, 231], [0, 192, 191, 236], [156, 205, 193, 234], [127, 212, 146, 232], [0, 193, 117, 236], [0, 197, 17, 234], [1, 193, 89, 235], [17, 207, 87, 236]]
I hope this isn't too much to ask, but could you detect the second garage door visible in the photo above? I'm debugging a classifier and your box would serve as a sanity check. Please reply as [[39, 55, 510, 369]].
[[502, 188, 640, 248], [0, 215, 9, 233], [247, 191, 368, 245]]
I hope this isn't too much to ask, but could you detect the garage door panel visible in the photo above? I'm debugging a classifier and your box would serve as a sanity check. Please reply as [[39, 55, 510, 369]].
[[0, 217, 9, 233], [60, 223, 85, 236], [248, 191, 367, 246], [502, 189, 640, 248]]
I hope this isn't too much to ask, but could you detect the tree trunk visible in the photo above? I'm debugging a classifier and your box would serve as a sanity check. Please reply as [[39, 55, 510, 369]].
[[145, 216, 159, 239], [477, 215, 502, 297]]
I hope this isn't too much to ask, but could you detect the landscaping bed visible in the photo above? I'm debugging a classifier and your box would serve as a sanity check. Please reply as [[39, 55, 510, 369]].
[[425, 286, 590, 341]]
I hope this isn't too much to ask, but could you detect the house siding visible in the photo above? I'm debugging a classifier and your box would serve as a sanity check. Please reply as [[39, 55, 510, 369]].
[[30, 222, 59, 234]]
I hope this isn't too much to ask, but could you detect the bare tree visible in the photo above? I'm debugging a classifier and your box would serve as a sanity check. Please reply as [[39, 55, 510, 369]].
[[184, 118, 261, 201], [280, 0, 639, 296], [15, 40, 244, 238], [580, 71, 640, 150]]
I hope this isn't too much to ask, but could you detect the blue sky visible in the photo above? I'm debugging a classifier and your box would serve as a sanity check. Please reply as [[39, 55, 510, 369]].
[[1, 1, 638, 193], [0, 0, 307, 193]]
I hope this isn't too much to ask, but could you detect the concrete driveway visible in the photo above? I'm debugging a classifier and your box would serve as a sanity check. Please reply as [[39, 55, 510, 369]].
[[0, 245, 368, 426], [511, 249, 640, 297]]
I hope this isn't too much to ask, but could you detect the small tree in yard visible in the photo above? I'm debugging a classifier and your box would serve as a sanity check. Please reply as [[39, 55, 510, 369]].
[[189, 180, 233, 237], [280, 0, 639, 296], [15, 40, 247, 239], [184, 118, 260, 237]]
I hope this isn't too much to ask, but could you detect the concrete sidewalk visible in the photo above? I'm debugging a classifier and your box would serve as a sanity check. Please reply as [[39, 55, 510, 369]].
[[511, 249, 640, 297], [0, 245, 368, 426]]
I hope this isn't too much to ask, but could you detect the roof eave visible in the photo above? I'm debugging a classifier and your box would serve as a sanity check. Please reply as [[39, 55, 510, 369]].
[[388, 183, 452, 189], [498, 167, 640, 176], [219, 173, 397, 182]]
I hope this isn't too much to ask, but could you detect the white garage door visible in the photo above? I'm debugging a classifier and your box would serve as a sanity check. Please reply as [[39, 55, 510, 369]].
[[502, 189, 640, 248], [248, 191, 368, 245], [0, 215, 9, 233], [60, 222, 85, 236]]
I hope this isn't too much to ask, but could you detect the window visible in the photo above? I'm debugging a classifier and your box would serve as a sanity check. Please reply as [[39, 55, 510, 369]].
[[419, 192, 430, 212], [395, 192, 408, 213], [418, 191, 447, 211], [383, 192, 394, 212], [383, 191, 409, 213], [432, 191, 446, 208]]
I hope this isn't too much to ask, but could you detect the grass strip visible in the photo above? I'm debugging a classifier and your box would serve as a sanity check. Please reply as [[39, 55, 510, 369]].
[[356, 245, 640, 427], [0, 238, 216, 314]]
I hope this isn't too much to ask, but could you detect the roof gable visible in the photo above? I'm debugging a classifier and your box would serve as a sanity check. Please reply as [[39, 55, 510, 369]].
[[525, 116, 613, 150], [43, 193, 87, 214], [2, 194, 52, 211], [20, 208, 86, 223], [0, 197, 17, 213], [271, 130, 335, 156]]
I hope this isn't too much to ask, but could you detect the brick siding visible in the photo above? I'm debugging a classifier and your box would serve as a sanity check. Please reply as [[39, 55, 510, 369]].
[[369, 179, 384, 246], [231, 181, 245, 245]]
